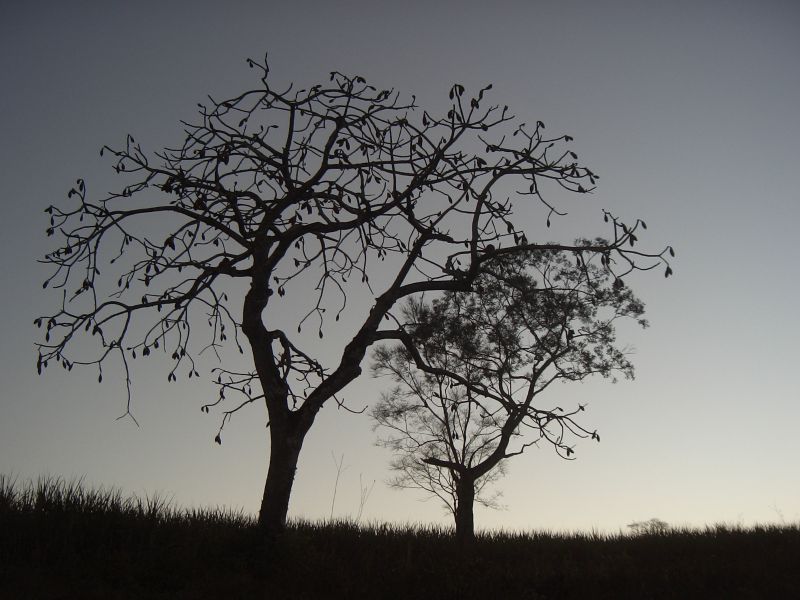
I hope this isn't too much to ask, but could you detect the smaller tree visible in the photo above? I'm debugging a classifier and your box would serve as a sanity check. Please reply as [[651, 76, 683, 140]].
[[372, 246, 647, 542], [627, 518, 669, 536]]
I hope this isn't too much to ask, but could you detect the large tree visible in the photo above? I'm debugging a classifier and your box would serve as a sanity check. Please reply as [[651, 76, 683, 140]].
[[37, 56, 672, 533], [372, 248, 648, 542]]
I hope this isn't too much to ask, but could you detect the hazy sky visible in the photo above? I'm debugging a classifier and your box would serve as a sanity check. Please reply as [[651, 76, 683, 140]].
[[2, 0, 799, 533]]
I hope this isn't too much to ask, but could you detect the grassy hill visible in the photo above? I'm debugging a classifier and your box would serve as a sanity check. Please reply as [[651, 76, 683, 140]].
[[1, 475, 798, 599]]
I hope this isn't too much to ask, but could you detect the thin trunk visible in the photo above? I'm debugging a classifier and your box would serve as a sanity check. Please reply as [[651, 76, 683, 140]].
[[257, 423, 306, 534], [454, 473, 476, 544]]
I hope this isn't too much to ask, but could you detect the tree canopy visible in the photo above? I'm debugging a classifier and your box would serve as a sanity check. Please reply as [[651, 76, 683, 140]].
[[373, 247, 649, 540]]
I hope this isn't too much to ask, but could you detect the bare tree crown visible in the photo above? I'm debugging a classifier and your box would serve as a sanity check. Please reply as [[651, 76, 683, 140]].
[[37, 55, 673, 442]]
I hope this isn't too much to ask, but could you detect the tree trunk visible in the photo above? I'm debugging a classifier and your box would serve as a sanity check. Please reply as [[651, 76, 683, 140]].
[[454, 474, 476, 544], [257, 425, 306, 535]]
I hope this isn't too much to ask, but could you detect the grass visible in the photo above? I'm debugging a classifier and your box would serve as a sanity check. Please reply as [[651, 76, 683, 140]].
[[1, 475, 798, 599]]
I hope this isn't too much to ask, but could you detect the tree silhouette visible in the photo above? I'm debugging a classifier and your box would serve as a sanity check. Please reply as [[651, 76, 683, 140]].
[[37, 55, 673, 533], [372, 248, 650, 542]]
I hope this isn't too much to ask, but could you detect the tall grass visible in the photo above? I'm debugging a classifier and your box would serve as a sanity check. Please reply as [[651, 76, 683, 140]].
[[0, 473, 252, 525], [1, 475, 798, 599]]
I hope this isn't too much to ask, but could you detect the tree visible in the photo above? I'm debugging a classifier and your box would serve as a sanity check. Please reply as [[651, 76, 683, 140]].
[[372, 248, 649, 542], [37, 55, 673, 534]]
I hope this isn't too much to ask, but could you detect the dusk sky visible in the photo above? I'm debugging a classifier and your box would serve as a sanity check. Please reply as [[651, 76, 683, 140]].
[[2, 0, 799, 533]]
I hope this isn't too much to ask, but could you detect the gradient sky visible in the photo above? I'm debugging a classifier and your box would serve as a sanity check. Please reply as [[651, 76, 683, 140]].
[[2, 0, 799, 533]]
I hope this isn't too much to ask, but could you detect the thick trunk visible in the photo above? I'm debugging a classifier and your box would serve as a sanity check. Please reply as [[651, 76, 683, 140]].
[[454, 474, 476, 544], [242, 260, 307, 536], [257, 424, 306, 534]]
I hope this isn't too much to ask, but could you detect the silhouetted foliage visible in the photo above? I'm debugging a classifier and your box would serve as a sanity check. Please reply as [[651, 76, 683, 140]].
[[37, 54, 672, 532], [373, 248, 648, 541]]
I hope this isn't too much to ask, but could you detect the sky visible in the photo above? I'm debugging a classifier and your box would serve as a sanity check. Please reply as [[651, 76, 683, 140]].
[[1, 0, 799, 533]]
